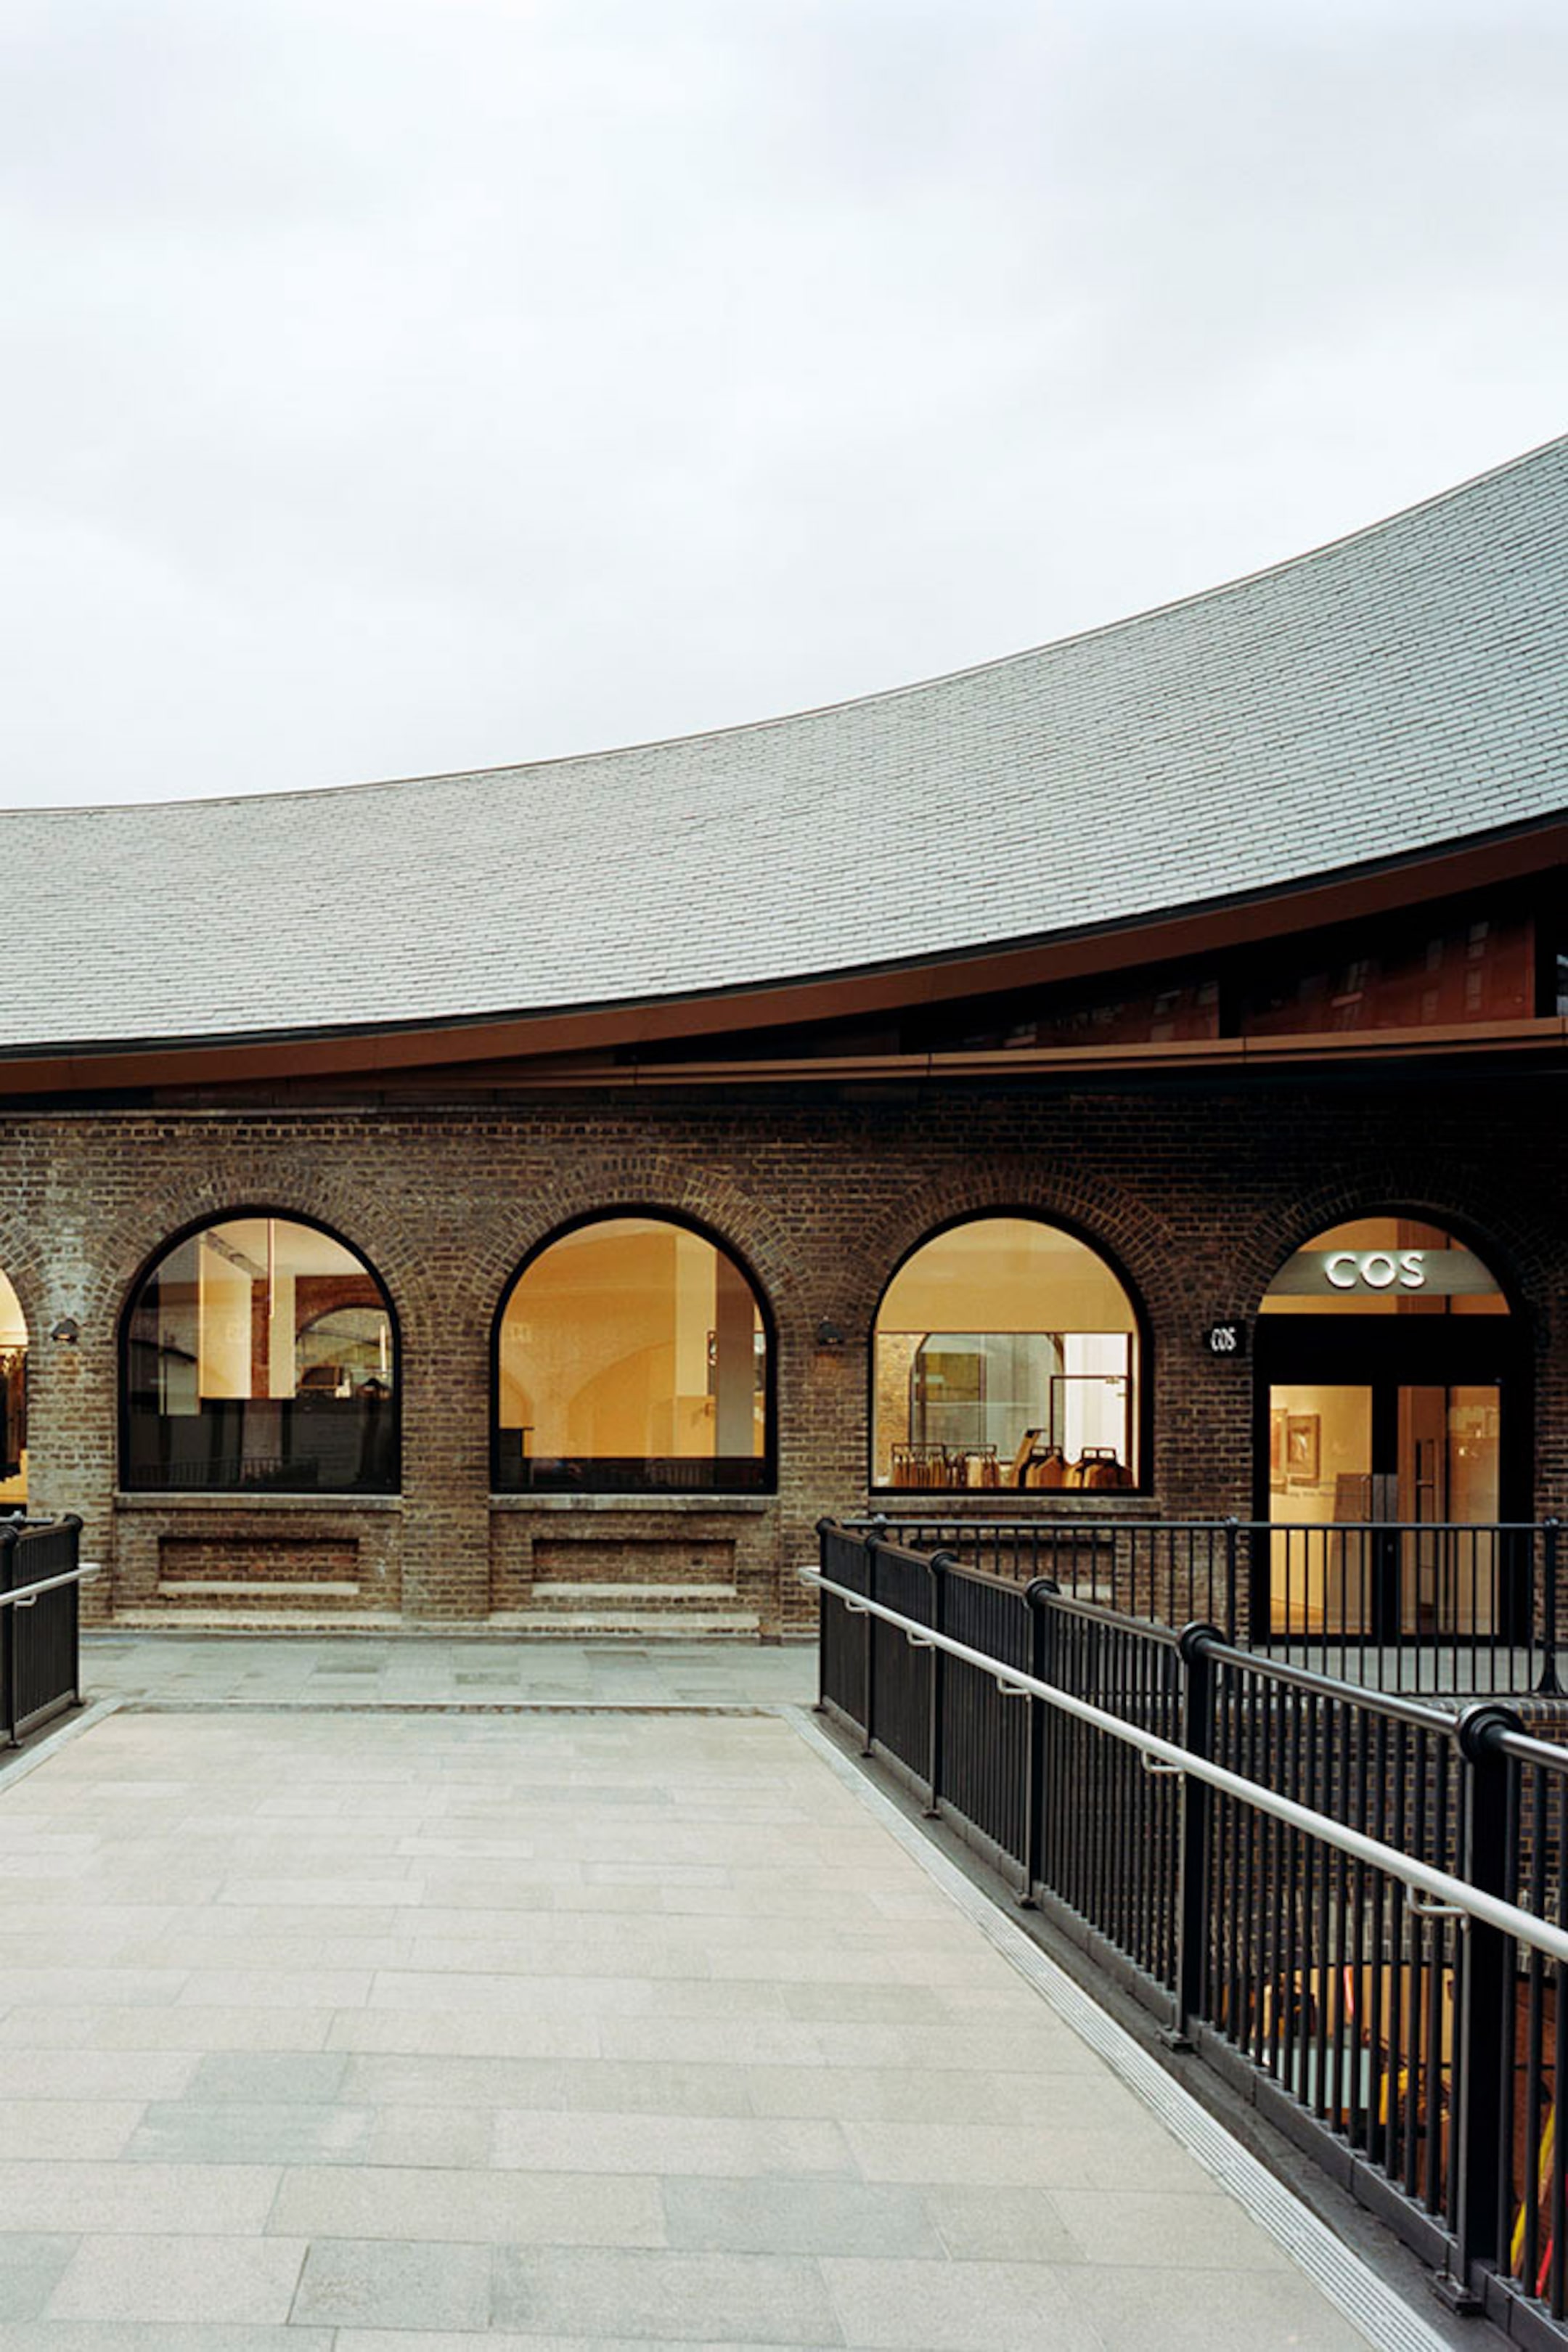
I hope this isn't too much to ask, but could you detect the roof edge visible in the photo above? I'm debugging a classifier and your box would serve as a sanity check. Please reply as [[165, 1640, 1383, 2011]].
[[1, 814, 1561, 1093], [7, 432, 1564, 822]]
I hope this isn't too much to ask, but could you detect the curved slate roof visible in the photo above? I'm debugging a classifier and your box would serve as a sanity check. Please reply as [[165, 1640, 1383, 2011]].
[[3, 437, 1565, 1055]]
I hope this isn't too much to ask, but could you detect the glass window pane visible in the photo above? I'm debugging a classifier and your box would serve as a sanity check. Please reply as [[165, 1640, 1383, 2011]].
[[496, 1218, 769, 1495], [1266, 1384, 1375, 1636], [123, 1217, 397, 1494], [874, 1219, 1138, 1490], [1242, 904, 1534, 1034], [0, 1269, 26, 1507], [1397, 1387, 1503, 1637]]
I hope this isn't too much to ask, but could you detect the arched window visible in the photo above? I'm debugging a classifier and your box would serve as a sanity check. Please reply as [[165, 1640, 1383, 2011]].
[[494, 1215, 772, 1494], [0, 1270, 27, 1508], [122, 1215, 397, 1494], [873, 1216, 1141, 1491]]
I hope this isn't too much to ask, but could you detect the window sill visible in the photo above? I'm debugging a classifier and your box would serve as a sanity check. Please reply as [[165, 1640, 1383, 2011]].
[[489, 1493, 773, 1514], [114, 1491, 404, 1513]]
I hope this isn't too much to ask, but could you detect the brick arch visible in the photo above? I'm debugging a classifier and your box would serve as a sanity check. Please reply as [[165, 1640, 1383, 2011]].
[[94, 1183, 415, 1346], [842, 1164, 1180, 1339], [475, 1159, 804, 1334], [486, 1190, 785, 1496], [0, 1221, 45, 1341], [1229, 1164, 1557, 1339]]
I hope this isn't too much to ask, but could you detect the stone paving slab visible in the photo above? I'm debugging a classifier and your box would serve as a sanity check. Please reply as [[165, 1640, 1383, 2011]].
[[80, 1633, 817, 1712], [0, 1699, 1418, 2346]]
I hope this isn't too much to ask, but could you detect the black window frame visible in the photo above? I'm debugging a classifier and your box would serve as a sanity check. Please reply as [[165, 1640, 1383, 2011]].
[[118, 1206, 402, 1498], [867, 1207, 1153, 1498], [490, 1206, 778, 1498]]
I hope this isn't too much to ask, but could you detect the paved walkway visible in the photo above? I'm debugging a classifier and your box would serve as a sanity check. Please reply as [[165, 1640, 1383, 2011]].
[[0, 1639, 1446, 2349], [81, 1630, 818, 1712]]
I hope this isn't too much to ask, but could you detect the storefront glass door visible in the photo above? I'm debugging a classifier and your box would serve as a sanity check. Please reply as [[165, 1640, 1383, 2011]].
[[1267, 1381, 1502, 1638]]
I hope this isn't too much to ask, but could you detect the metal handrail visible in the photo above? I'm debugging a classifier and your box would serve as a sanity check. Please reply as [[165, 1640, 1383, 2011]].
[[801, 1561, 1568, 1969], [848, 1514, 1555, 1533], [0, 1564, 99, 1611], [1191, 1629, 1461, 1731]]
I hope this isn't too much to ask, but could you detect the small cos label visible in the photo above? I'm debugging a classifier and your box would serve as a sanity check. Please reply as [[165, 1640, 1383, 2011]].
[[1204, 1323, 1248, 1358]]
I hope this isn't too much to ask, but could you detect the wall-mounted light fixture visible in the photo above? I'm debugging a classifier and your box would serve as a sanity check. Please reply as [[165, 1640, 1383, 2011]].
[[49, 1317, 80, 1344], [815, 1318, 846, 1351]]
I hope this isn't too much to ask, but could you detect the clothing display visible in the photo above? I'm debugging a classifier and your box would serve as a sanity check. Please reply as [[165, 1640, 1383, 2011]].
[[889, 1442, 1000, 1491], [889, 1430, 1130, 1491], [1068, 1445, 1133, 1490]]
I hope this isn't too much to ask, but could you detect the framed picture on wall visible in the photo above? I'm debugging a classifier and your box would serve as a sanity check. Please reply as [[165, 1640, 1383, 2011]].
[[1286, 1413, 1320, 1487]]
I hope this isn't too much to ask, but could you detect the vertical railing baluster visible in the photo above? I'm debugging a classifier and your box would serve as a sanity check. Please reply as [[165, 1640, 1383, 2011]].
[[1019, 1580, 1056, 1906], [860, 1527, 881, 1757], [1167, 1620, 1219, 2049], [813, 1517, 836, 1714], [1539, 1520, 1562, 1699], [923, 1550, 954, 1817], [1223, 1516, 1239, 1646], [1435, 1702, 1522, 2311]]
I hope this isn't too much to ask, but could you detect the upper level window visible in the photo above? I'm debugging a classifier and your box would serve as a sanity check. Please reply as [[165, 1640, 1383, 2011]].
[[0, 1270, 26, 1508], [918, 971, 1220, 1055], [122, 1216, 398, 1493], [873, 1217, 1140, 1491], [1259, 1217, 1508, 1318], [1242, 905, 1534, 1036], [494, 1215, 771, 1494]]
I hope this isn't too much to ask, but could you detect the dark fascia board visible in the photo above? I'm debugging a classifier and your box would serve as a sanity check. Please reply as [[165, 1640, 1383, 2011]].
[[1, 815, 1563, 1100]]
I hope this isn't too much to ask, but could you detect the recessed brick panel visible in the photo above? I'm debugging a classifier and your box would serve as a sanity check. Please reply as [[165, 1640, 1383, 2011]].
[[532, 1538, 736, 1586], [160, 1535, 359, 1586]]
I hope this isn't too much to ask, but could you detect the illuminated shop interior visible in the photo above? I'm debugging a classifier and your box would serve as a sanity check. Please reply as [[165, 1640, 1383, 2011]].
[[1259, 1217, 1509, 1636], [494, 1217, 769, 1493], [0, 1269, 25, 1508], [122, 1217, 396, 1493], [873, 1217, 1138, 1490]]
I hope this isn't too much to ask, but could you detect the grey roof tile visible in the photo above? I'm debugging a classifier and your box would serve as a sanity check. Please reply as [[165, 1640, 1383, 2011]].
[[1, 438, 1564, 1053]]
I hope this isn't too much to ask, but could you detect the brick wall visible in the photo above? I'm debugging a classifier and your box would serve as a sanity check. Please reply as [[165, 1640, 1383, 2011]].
[[0, 1074, 1561, 1636]]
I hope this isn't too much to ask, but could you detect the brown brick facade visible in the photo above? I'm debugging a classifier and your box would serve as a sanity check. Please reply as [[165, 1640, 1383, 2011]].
[[1, 1074, 1563, 1637]]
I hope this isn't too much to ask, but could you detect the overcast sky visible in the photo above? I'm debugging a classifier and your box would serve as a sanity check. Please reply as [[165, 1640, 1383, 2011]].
[[2, 0, 1564, 809]]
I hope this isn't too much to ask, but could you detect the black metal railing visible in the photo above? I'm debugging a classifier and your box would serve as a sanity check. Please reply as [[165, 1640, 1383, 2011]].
[[0, 1514, 91, 1747], [849, 1514, 1565, 1698], [811, 1517, 1568, 2340]]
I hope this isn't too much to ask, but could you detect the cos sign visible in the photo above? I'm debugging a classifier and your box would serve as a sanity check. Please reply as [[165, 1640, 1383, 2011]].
[[1326, 1249, 1426, 1291], [1268, 1245, 1495, 1300]]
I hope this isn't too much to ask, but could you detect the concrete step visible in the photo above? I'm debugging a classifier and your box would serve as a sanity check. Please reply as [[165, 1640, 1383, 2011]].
[[489, 1606, 763, 1639], [111, 1607, 404, 1633], [526, 1580, 743, 1609]]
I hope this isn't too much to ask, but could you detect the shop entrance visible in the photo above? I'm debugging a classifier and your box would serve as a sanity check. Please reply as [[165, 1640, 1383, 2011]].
[[1254, 1220, 1525, 1643]]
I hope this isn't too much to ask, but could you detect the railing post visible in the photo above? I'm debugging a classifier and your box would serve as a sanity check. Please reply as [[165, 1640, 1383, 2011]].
[[1019, 1580, 1059, 1908], [1537, 1519, 1562, 1698], [923, 1551, 956, 1818], [1437, 1701, 1524, 2311], [1167, 1620, 1222, 2049], [861, 1524, 884, 1758], [812, 1518, 836, 1713]]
